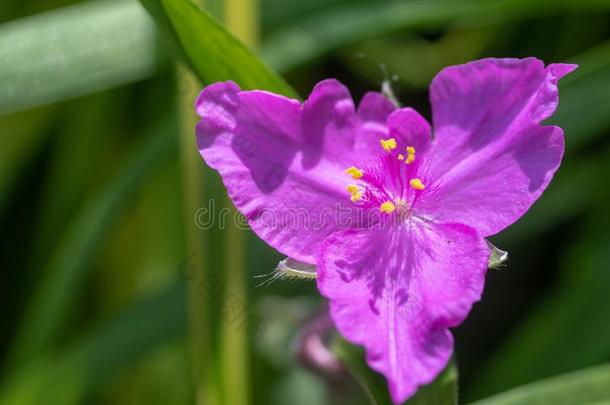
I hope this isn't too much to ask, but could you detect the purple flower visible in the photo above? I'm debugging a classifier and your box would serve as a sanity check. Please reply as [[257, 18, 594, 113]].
[[195, 58, 576, 403]]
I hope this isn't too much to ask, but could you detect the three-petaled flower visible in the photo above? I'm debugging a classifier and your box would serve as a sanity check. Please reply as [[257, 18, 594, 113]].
[[195, 58, 576, 404]]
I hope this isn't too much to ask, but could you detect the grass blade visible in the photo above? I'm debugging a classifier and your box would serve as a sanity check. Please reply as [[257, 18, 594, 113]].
[[262, 0, 610, 73], [333, 336, 458, 405], [470, 364, 610, 405], [0, 281, 187, 405], [471, 194, 610, 399], [6, 119, 177, 368], [139, 0, 297, 96], [0, 0, 160, 114]]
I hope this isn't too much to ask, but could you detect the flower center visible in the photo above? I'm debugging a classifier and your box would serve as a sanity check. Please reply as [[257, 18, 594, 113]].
[[344, 137, 427, 217]]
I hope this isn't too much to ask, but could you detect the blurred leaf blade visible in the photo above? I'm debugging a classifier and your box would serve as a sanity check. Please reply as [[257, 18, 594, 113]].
[[552, 40, 610, 150], [470, 363, 610, 405], [471, 182, 610, 399], [0, 0, 160, 114], [3, 0, 609, 113], [406, 362, 457, 405], [262, 0, 610, 72], [0, 281, 187, 405], [492, 41, 610, 242], [139, 0, 297, 97], [6, 119, 177, 368], [0, 106, 56, 214], [333, 336, 457, 405], [333, 336, 394, 405]]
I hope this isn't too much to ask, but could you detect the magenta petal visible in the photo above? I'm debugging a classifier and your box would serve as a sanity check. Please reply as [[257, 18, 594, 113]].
[[387, 107, 432, 152], [195, 80, 383, 263], [348, 91, 396, 159], [357, 91, 397, 122], [419, 58, 577, 236], [300, 79, 358, 168], [317, 223, 489, 404]]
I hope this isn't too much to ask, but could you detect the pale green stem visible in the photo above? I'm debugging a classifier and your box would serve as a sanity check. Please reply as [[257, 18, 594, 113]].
[[218, 0, 257, 404], [178, 65, 219, 405]]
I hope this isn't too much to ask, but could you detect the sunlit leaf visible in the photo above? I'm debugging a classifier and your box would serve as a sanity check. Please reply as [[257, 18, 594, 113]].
[[139, 0, 297, 97], [470, 363, 610, 405], [0, 0, 160, 114]]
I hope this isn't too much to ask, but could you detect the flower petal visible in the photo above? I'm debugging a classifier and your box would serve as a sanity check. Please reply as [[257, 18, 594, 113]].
[[357, 91, 397, 123], [195, 80, 382, 263], [419, 58, 577, 236], [317, 222, 489, 403], [349, 91, 397, 158], [387, 107, 432, 152]]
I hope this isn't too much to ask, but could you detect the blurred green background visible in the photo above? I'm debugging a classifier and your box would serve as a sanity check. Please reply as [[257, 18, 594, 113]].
[[1, 0, 610, 404]]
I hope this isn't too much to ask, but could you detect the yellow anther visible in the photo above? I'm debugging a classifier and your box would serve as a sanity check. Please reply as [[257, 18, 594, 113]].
[[409, 178, 425, 190], [346, 184, 359, 193], [380, 201, 396, 214], [397, 154, 405, 161], [405, 146, 416, 164], [380, 138, 397, 152], [350, 191, 363, 202], [344, 166, 363, 179], [346, 184, 363, 202]]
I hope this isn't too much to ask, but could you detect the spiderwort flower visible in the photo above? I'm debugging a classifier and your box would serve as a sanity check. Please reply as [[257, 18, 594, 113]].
[[195, 58, 576, 404]]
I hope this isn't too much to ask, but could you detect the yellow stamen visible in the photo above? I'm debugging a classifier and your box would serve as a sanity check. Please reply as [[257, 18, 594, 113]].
[[380, 138, 397, 152], [405, 146, 416, 164], [346, 184, 359, 193], [397, 154, 405, 161], [344, 166, 363, 179], [409, 178, 425, 190], [380, 201, 396, 214], [346, 184, 363, 202]]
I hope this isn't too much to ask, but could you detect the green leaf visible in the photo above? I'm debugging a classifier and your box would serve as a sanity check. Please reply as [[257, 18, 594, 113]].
[[342, 26, 496, 90], [406, 362, 457, 405], [552, 40, 610, 151], [138, 0, 297, 97], [470, 363, 610, 405], [497, 142, 610, 243], [0, 106, 56, 214], [0, 281, 187, 405], [470, 192, 610, 399], [333, 336, 393, 405], [3, 0, 609, 113], [28, 92, 120, 274], [6, 118, 177, 368], [262, 0, 610, 73], [0, 0, 160, 114], [332, 336, 458, 405]]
